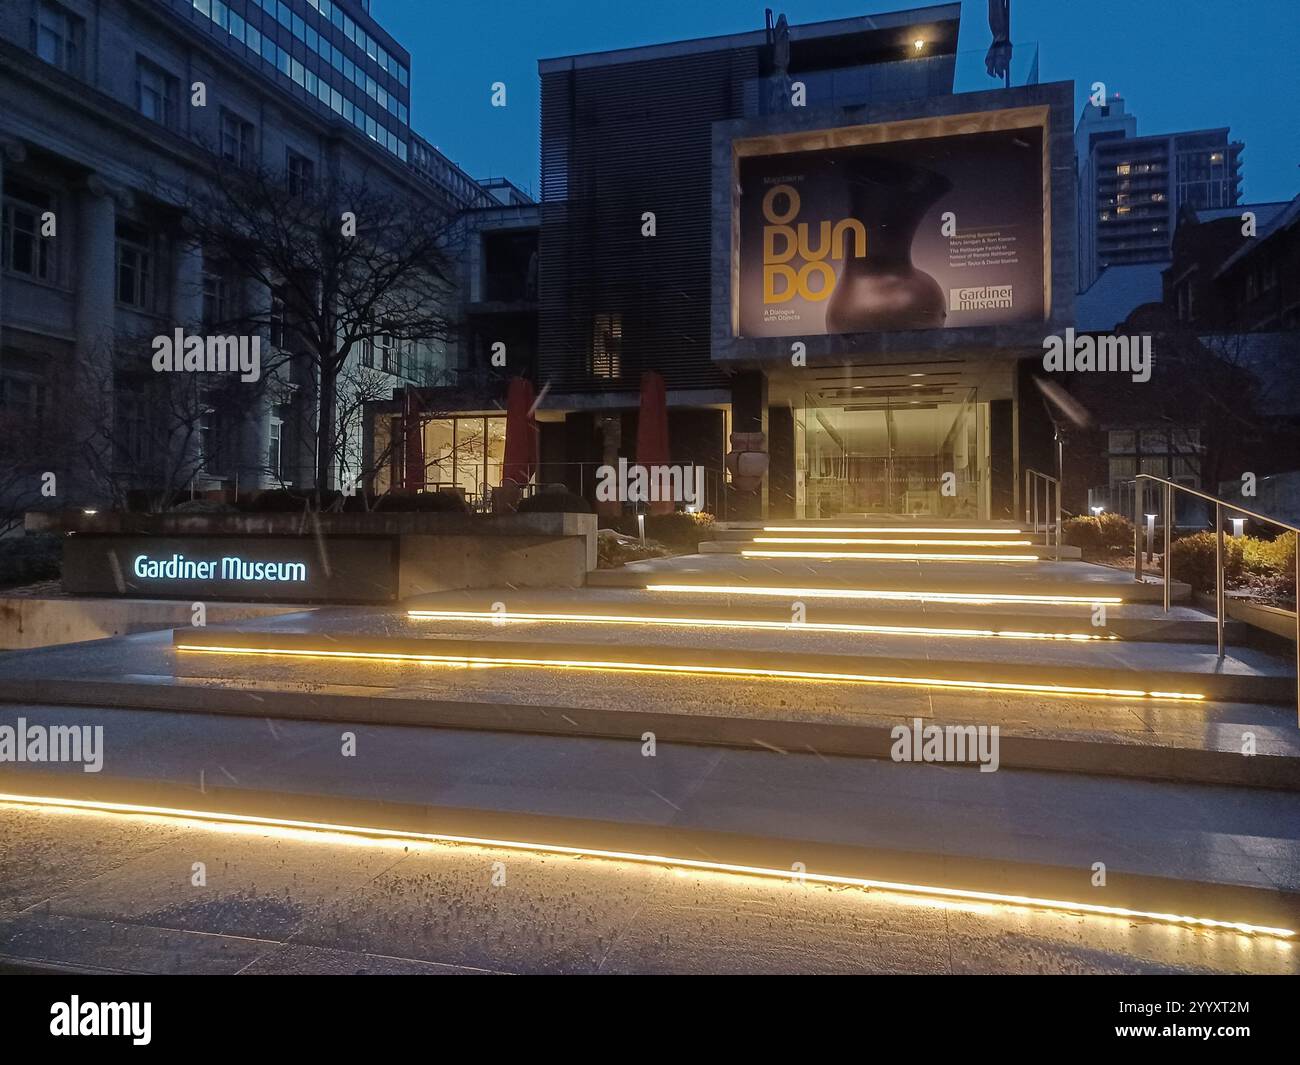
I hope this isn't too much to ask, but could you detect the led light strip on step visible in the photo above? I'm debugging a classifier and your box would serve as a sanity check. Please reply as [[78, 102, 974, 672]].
[[753, 537, 1035, 547], [762, 526, 1025, 535], [646, 583, 1123, 606], [0, 792, 1289, 940], [174, 642, 1203, 701], [406, 608, 1117, 642], [741, 549, 1041, 562]]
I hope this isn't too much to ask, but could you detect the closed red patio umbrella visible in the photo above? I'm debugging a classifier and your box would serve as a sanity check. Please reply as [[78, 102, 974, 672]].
[[502, 376, 538, 486]]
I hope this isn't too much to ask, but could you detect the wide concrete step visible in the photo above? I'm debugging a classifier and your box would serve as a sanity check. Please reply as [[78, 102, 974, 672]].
[[3, 711, 1298, 936], [698, 539, 1083, 560], [714, 518, 1026, 531], [710, 526, 1045, 542], [170, 627, 1296, 704], [401, 587, 1233, 642], [2, 627, 1297, 789], [588, 554, 1190, 602]]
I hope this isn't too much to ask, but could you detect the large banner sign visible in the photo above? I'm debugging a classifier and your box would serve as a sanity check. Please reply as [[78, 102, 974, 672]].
[[737, 125, 1045, 337]]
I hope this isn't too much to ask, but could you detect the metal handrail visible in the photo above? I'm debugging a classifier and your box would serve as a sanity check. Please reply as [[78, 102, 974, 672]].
[[1135, 473, 1299, 722], [1024, 468, 1062, 553]]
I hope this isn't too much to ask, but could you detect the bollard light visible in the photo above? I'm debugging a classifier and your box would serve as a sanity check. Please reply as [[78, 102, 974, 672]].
[[1231, 518, 1246, 538]]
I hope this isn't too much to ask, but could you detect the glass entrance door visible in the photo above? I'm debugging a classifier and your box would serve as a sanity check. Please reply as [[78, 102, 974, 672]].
[[798, 391, 989, 519]]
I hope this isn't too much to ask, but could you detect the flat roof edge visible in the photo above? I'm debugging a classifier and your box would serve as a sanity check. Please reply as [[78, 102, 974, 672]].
[[538, 4, 961, 73]]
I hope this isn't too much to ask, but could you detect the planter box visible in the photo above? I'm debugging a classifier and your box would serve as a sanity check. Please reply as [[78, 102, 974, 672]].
[[36, 511, 597, 603]]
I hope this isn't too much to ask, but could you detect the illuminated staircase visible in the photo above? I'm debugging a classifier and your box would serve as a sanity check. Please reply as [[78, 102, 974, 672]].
[[163, 516, 1299, 752]]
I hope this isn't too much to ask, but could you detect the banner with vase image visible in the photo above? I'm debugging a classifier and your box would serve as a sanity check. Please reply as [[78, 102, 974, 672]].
[[736, 125, 1045, 337]]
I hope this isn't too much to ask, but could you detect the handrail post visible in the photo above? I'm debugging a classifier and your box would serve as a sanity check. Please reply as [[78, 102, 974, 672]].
[[1215, 501, 1225, 659], [1133, 477, 1144, 582], [1295, 545, 1299, 728], [1055, 476, 1062, 556], [1024, 470, 1030, 526], [1162, 482, 1172, 614]]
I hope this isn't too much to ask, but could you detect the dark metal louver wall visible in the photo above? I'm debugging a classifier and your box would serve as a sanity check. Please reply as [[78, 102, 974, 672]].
[[539, 48, 758, 393]]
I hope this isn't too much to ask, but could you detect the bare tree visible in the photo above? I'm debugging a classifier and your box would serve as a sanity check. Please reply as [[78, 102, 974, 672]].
[[69, 333, 266, 512], [171, 157, 463, 501]]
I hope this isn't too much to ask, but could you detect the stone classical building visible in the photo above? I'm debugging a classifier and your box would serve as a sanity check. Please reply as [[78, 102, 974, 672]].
[[0, 0, 488, 515]]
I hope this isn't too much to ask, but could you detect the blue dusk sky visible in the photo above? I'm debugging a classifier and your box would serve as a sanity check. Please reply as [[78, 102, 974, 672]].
[[375, 0, 1299, 205]]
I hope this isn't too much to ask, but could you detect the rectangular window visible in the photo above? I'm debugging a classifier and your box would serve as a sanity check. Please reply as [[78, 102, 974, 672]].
[[269, 284, 288, 348], [202, 268, 229, 328], [136, 58, 178, 127], [115, 221, 153, 309], [286, 150, 315, 195], [592, 313, 622, 379], [1, 184, 54, 281], [377, 334, 396, 374], [268, 417, 283, 479], [0, 372, 50, 426], [219, 109, 255, 167], [34, 0, 84, 75], [1108, 456, 1136, 483]]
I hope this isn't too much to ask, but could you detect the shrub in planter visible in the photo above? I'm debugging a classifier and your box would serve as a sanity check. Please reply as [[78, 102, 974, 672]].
[[1241, 530, 1297, 596], [0, 532, 61, 589], [604, 511, 715, 551], [596, 528, 669, 568], [1061, 513, 1135, 559], [244, 489, 312, 513], [517, 490, 592, 514], [1167, 531, 1245, 593], [169, 499, 239, 514], [372, 491, 469, 514]]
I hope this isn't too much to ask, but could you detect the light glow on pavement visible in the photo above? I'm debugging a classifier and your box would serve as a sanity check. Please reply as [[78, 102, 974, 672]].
[[0, 792, 1288, 940], [174, 642, 1204, 700], [742, 549, 1041, 562], [646, 584, 1124, 606], [406, 608, 1117, 642]]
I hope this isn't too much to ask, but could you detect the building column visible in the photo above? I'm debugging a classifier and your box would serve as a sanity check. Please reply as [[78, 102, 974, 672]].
[[241, 276, 274, 492], [170, 236, 206, 494], [0, 140, 26, 356], [728, 370, 768, 520], [75, 176, 124, 506], [767, 403, 795, 519]]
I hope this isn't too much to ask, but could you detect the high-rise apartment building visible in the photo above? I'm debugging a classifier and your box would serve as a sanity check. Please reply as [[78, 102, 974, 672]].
[[1076, 95, 1243, 290]]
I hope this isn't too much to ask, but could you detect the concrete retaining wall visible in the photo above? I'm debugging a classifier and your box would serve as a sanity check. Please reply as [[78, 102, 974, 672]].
[[0, 598, 305, 650]]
